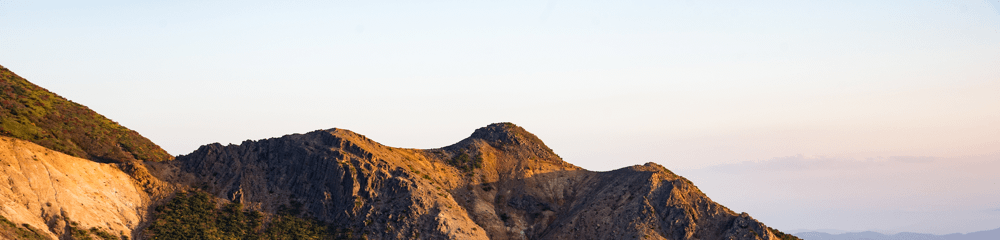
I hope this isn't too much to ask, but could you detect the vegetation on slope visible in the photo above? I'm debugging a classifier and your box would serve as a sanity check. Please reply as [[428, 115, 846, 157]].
[[0, 215, 49, 240], [65, 220, 123, 240], [447, 151, 484, 173], [144, 191, 349, 240], [0, 64, 172, 163]]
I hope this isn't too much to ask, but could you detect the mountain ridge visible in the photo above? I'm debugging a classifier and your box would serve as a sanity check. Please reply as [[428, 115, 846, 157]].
[[794, 227, 1000, 240], [155, 123, 797, 239], [0, 64, 800, 240]]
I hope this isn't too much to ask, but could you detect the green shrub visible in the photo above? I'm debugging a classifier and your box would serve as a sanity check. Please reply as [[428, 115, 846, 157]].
[[0, 215, 49, 240], [67, 224, 90, 240], [145, 191, 225, 240], [89, 227, 118, 240], [262, 214, 327, 240], [146, 191, 336, 240], [447, 151, 483, 173]]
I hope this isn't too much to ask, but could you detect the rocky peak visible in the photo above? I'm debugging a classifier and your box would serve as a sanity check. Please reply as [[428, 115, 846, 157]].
[[468, 123, 553, 150], [630, 162, 682, 177], [451, 123, 578, 173], [469, 122, 528, 145]]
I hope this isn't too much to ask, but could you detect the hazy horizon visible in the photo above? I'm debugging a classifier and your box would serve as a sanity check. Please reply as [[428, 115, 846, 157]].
[[679, 154, 1000, 235], [2, 0, 999, 235]]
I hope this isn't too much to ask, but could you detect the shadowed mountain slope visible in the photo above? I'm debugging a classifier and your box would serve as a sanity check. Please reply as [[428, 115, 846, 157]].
[[162, 123, 798, 240], [0, 64, 172, 163]]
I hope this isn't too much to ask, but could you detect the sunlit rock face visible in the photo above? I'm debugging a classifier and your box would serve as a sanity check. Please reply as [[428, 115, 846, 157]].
[[0, 136, 161, 239]]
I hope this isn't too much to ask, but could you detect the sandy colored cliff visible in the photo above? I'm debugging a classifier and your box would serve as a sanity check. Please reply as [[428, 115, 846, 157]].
[[0, 136, 162, 239]]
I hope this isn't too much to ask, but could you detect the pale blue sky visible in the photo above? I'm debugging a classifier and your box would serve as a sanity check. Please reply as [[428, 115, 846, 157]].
[[2, 0, 999, 234]]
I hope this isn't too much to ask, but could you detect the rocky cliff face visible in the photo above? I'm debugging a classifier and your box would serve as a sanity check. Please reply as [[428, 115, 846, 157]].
[[163, 123, 783, 240], [156, 128, 491, 239]]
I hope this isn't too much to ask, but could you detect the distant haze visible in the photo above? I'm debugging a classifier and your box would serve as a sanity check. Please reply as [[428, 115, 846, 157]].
[[1, 0, 998, 234], [678, 154, 1000, 235]]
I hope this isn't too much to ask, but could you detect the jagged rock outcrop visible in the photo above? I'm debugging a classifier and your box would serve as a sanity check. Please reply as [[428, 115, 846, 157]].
[[0, 136, 170, 239], [164, 123, 784, 240], [154, 128, 490, 239]]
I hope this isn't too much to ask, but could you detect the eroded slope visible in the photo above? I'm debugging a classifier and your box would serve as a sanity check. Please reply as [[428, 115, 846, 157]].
[[0, 136, 166, 239]]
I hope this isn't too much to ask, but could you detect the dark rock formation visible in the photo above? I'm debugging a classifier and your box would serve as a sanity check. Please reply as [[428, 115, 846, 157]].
[[162, 123, 788, 240]]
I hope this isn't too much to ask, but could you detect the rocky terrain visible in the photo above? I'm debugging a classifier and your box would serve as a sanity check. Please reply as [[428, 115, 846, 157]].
[[0, 64, 799, 239], [160, 123, 790, 240]]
